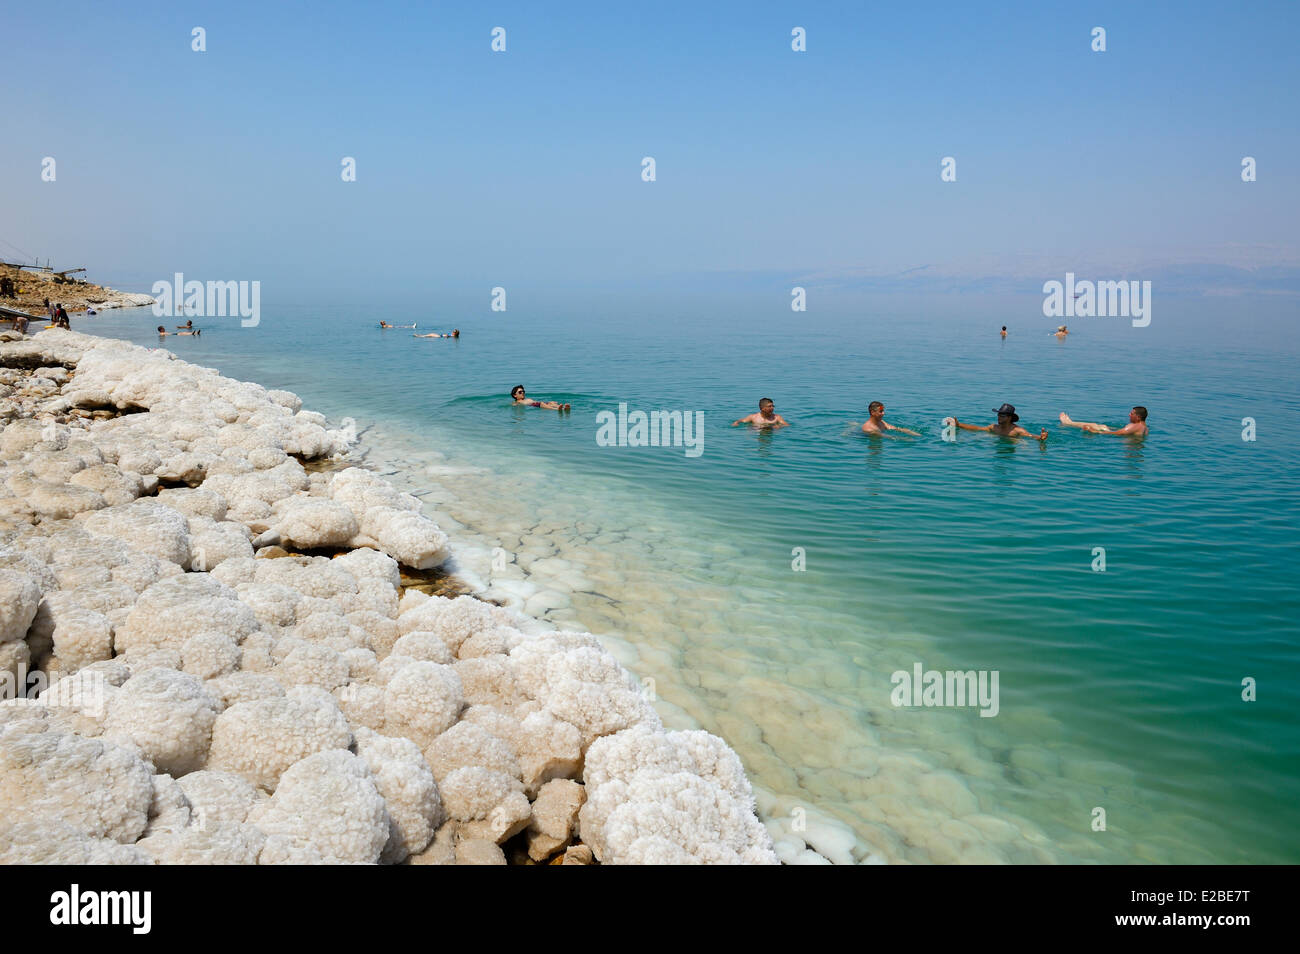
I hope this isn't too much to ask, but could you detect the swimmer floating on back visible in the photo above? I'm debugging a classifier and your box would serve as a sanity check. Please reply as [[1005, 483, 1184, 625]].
[[1059, 407, 1148, 437], [511, 385, 569, 411], [415, 329, 459, 338]]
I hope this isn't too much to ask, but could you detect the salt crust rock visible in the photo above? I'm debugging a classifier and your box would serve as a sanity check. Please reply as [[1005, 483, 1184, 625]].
[[580, 725, 778, 865], [0, 568, 41, 643], [248, 750, 388, 864], [102, 667, 220, 776], [353, 726, 443, 863], [207, 686, 352, 791], [177, 769, 262, 827], [0, 818, 153, 865], [82, 499, 191, 567], [382, 661, 463, 748], [0, 720, 153, 843], [0, 332, 774, 865], [116, 574, 259, 655]]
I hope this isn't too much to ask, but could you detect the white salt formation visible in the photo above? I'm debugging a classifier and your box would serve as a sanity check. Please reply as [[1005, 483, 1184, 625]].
[[0, 330, 777, 865]]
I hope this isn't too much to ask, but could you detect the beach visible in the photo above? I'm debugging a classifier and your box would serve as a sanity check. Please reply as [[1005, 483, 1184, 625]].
[[0, 327, 785, 864]]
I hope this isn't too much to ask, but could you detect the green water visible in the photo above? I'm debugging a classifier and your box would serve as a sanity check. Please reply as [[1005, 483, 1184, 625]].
[[83, 294, 1300, 863]]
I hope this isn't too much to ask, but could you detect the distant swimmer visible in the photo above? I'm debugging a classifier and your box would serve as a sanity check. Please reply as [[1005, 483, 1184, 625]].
[[1000, 325, 1007, 338], [384, 322, 418, 329], [1054, 325, 1069, 338], [156, 325, 167, 336], [379, 321, 392, 328], [415, 329, 459, 338], [511, 385, 569, 411], [732, 397, 789, 429], [175, 320, 193, 330], [861, 401, 920, 437], [947, 403, 1047, 441], [1059, 406, 1148, 437]]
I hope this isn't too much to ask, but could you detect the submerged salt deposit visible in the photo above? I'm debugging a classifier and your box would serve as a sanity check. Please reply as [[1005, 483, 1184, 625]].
[[0, 329, 778, 865]]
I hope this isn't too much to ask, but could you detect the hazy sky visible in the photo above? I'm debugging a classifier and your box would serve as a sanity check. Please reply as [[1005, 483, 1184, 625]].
[[4, 1, 1297, 298]]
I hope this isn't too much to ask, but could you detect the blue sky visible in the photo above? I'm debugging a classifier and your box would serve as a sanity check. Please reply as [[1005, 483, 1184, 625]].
[[3, 0, 1297, 298]]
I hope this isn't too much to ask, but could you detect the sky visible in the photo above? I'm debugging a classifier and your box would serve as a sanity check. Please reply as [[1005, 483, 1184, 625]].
[[3, 0, 1298, 300]]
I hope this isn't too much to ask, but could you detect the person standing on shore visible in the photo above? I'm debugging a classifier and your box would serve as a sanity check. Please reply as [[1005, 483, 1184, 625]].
[[861, 401, 920, 436], [947, 404, 1047, 441], [45, 297, 54, 321]]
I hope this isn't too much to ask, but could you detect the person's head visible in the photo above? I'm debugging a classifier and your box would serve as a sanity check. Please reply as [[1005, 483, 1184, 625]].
[[993, 403, 1019, 424], [186, 320, 192, 327], [1057, 325, 1067, 332], [868, 401, 884, 418], [758, 398, 775, 416], [1131, 406, 1148, 423], [1001, 325, 1007, 332], [511, 385, 525, 400], [453, 329, 460, 337], [157, 326, 165, 333]]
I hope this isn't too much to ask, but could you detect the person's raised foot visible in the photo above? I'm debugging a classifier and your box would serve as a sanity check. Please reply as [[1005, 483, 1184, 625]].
[[1059, 412, 1073, 425]]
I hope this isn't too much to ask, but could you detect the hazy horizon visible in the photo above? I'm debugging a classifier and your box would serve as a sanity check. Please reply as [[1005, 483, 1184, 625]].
[[4, 0, 1298, 302]]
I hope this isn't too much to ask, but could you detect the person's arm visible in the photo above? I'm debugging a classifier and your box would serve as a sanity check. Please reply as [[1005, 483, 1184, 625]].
[[774, 415, 790, 427], [884, 422, 921, 437], [1097, 423, 1138, 436], [732, 414, 755, 426], [1012, 426, 1048, 441], [952, 418, 991, 432]]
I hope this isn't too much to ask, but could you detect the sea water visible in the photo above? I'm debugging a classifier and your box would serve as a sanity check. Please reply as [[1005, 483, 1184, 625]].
[[81, 294, 1300, 863]]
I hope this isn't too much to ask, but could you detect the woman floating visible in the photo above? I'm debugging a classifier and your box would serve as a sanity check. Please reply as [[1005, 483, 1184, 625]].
[[414, 329, 458, 338], [511, 385, 569, 411]]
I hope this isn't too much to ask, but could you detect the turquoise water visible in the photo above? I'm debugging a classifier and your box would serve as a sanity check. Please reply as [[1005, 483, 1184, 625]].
[[82, 296, 1300, 863]]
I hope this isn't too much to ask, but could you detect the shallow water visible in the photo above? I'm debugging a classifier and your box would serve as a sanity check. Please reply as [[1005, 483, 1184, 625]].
[[81, 298, 1300, 863]]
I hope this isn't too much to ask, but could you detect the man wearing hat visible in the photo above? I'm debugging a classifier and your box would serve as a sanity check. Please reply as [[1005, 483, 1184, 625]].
[[948, 404, 1047, 441]]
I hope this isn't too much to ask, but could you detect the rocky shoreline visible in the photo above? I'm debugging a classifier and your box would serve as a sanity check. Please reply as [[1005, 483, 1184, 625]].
[[0, 264, 154, 318], [0, 329, 779, 865]]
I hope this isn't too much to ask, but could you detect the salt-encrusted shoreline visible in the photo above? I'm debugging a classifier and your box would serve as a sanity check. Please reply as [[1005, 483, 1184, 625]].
[[0, 329, 779, 865]]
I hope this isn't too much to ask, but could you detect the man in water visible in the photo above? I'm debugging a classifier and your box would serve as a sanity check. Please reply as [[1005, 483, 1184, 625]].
[[949, 403, 1047, 441], [1054, 325, 1069, 338], [511, 385, 569, 411], [1000, 325, 1007, 338], [861, 401, 920, 436], [1059, 406, 1148, 437], [732, 397, 789, 428]]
